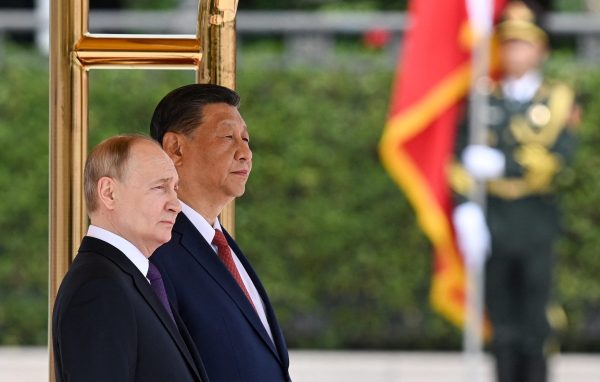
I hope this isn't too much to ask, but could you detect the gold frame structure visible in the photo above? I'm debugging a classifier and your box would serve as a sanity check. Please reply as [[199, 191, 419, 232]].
[[49, 1, 238, 379]]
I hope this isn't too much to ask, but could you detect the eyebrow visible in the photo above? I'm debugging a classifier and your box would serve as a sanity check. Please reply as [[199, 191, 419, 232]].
[[152, 177, 176, 185], [217, 121, 248, 131]]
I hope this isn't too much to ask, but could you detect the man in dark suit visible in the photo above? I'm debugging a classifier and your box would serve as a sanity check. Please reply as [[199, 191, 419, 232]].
[[149, 84, 291, 382], [52, 135, 208, 382]]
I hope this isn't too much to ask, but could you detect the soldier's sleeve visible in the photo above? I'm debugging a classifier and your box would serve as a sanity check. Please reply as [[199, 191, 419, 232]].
[[549, 98, 579, 189]]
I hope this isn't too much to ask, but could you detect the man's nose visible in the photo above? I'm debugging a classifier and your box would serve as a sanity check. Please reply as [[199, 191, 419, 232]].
[[167, 190, 181, 213], [235, 140, 253, 162]]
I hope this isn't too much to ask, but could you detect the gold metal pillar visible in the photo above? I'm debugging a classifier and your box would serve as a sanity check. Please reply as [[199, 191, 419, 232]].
[[198, 0, 239, 234], [49, 1, 238, 380]]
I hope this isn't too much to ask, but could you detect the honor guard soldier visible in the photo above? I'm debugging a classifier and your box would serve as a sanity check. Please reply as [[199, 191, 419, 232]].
[[450, 2, 580, 382]]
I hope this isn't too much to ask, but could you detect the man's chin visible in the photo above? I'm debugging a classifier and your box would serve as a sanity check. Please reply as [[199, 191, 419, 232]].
[[229, 185, 246, 198], [156, 233, 172, 247]]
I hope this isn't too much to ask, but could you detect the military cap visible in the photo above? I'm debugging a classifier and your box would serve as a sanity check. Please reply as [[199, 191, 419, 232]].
[[496, 1, 548, 45]]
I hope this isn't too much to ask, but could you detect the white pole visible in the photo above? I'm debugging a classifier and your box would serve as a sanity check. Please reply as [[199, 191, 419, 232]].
[[464, 1, 493, 381], [35, 0, 50, 55]]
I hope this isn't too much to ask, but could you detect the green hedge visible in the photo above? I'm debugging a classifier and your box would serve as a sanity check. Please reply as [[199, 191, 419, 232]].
[[0, 48, 48, 344], [235, 64, 456, 349], [549, 57, 600, 351], [1, 45, 599, 350]]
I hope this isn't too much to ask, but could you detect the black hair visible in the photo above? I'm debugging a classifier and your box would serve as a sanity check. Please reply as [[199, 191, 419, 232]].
[[149, 83, 240, 144]]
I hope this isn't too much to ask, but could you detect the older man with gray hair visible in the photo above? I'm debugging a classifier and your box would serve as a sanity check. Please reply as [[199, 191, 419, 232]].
[[52, 134, 208, 382]]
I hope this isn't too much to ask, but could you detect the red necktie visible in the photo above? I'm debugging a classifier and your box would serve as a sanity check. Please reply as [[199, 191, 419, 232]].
[[212, 229, 256, 311]]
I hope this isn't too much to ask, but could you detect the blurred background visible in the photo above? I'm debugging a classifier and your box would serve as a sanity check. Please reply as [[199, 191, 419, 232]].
[[2, 0, 600, 380]]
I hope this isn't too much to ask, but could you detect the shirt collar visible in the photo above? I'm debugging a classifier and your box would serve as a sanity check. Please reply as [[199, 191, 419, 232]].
[[180, 200, 221, 247], [502, 70, 543, 103], [87, 225, 150, 278]]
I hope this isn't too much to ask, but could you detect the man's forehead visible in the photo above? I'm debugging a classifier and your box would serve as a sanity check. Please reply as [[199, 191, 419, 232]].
[[130, 141, 164, 162], [202, 103, 243, 122], [195, 109, 247, 136], [130, 163, 178, 185], [215, 119, 248, 130], [127, 142, 176, 177]]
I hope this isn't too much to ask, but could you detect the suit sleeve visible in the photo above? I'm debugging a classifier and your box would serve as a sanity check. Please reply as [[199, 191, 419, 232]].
[[56, 278, 137, 382]]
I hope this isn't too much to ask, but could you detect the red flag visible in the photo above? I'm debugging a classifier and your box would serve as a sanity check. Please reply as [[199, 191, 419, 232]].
[[380, 0, 504, 329]]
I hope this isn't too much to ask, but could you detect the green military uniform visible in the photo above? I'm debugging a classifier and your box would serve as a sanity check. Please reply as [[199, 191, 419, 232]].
[[451, 79, 578, 382]]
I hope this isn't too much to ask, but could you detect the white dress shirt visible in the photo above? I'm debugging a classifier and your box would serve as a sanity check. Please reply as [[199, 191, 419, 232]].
[[87, 225, 150, 282], [502, 70, 543, 103], [180, 201, 274, 342]]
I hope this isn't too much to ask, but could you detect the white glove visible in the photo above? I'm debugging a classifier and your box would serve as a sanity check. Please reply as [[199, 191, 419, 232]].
[[452, 202, 490, 270], [462, 144, 506, 180]]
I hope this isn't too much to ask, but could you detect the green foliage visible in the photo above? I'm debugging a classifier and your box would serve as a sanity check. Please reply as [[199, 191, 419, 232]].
[[87, 69, 194, 144], [553, 63, 600, 351], [235, 64, 458, 349], [0, 48, 49, 345], [2, 44, 600, 351], [554, 0, 585, 12]]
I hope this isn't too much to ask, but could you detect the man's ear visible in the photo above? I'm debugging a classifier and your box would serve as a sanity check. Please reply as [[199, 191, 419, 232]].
[[97, 177, 117, 210], [162, 132, 184, 166]]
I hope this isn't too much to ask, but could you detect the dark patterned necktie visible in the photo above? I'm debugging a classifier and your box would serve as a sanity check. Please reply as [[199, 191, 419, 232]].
[[147, 263, 176, 324]]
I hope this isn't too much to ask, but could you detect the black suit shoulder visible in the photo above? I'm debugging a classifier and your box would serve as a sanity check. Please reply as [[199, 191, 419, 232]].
[[53, 251, 141, 381], [54, 250, 138, 322], [57, 250, 131, 297], [53, 238, 204, 382]]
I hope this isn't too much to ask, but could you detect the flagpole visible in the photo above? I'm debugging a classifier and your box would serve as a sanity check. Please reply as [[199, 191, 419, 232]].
[[464, 1, 493, 381]]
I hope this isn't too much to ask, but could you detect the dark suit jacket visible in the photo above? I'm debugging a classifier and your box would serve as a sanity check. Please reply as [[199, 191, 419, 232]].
[[152, 213, 291, 382], [52, 236, 209, 382]]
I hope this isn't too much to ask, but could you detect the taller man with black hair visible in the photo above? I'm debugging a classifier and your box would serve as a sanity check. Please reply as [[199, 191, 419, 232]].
[[149, 84, 291, 382]]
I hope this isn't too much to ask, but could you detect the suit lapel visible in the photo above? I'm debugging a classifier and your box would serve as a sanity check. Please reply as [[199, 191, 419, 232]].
[[174, 310, 210, 382], [130, 268, 203, 380], [174, 214, 283, 364], [79, 237, 203, 381], [223, 229, 290, 368]]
